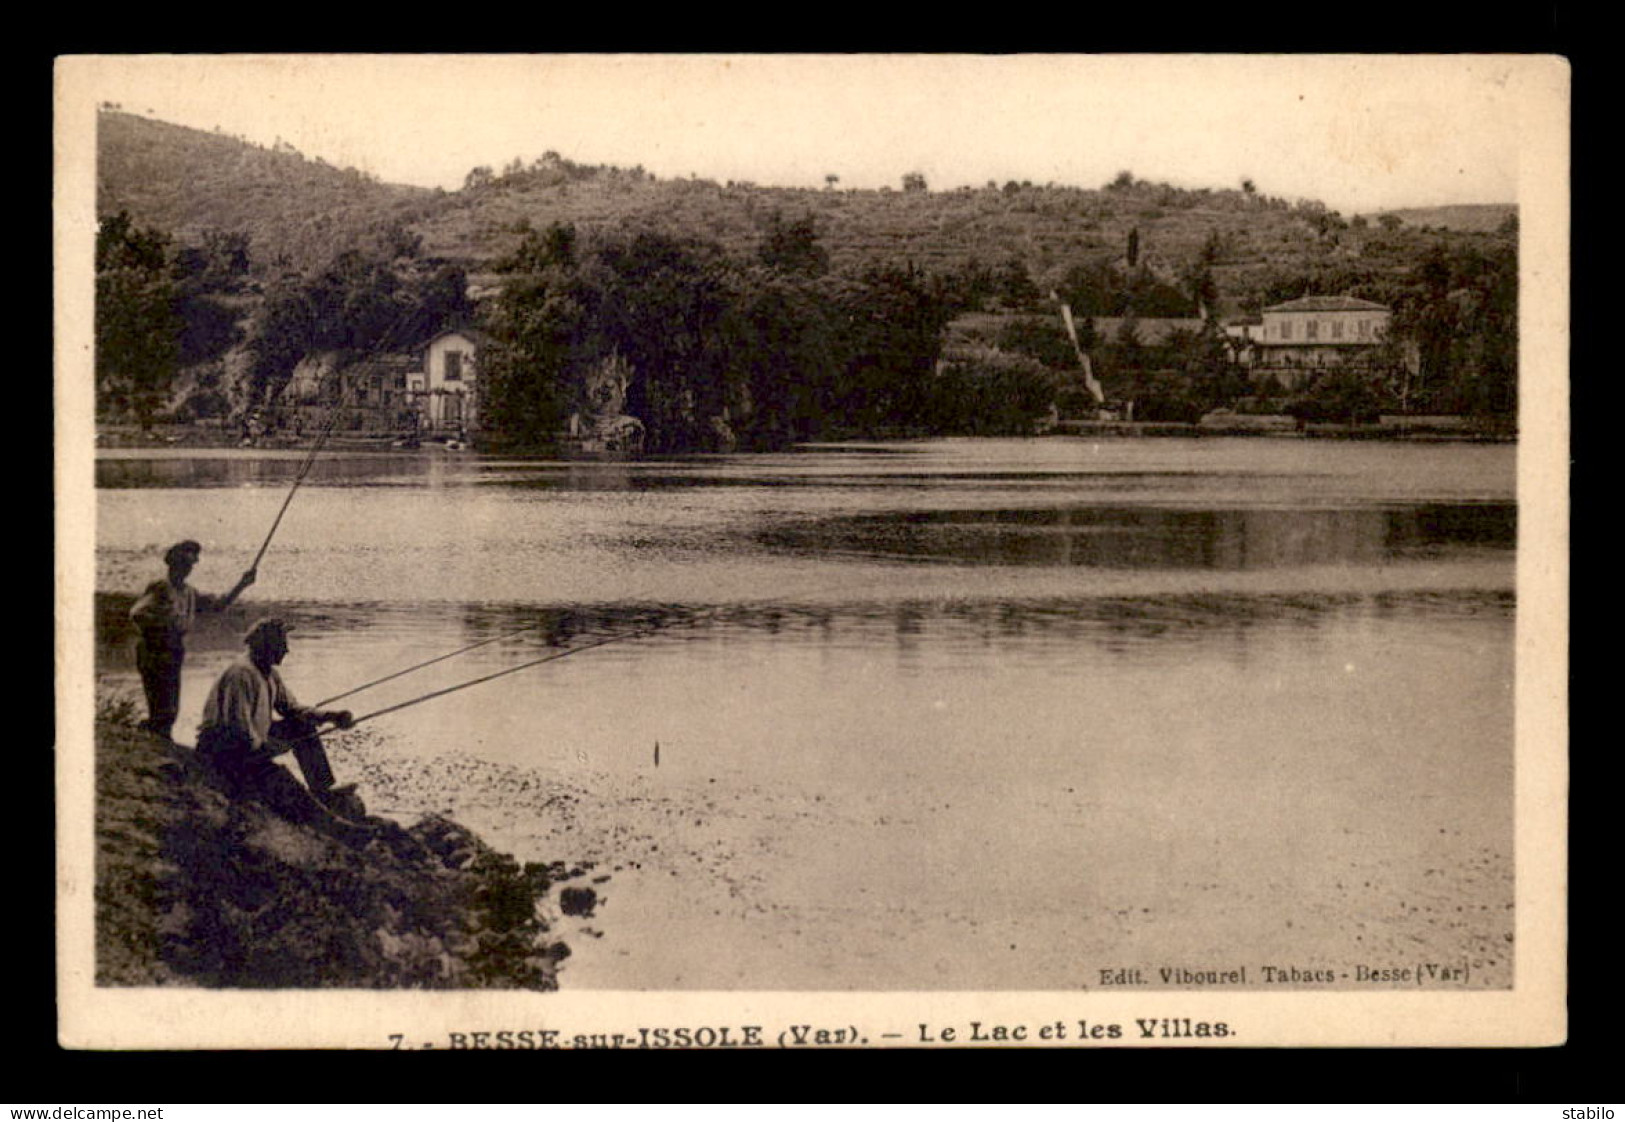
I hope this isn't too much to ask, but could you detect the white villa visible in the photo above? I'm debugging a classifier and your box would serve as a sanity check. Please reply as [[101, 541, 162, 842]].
[[1242, 295, 1394, 387]]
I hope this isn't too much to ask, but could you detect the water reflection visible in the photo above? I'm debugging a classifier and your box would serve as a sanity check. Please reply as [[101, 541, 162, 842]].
[[755, 503, 1515, 570], [96, 452, 441, 490], [100, 586, 1512, 666]]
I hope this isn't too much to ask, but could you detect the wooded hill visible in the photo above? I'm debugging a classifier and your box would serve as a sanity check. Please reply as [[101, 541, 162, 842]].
[[1363, 205, 1518, 233], [97, 110, 1516, 319], [97, 110, 440, 274], [94, 110, 1519, 442]]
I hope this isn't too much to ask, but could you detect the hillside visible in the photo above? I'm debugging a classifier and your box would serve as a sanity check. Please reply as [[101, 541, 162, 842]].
[[98, 111, 441, 271], [415, 164, 1514, 317], [1368, 204, 1518, 233], [98, 111, 1517, 317]]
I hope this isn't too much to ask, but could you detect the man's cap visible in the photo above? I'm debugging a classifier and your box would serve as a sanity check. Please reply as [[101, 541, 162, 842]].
[[164, 540, 202, 564], [244, 617, 294, 646]]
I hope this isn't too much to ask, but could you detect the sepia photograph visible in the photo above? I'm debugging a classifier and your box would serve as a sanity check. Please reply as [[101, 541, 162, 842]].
[[54, 53, 1568, 1050]]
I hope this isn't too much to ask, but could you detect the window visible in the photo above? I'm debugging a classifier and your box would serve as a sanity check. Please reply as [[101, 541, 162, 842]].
[[1358, 319, 1369, 338], [1279, 321, 1292, 341], [444, 351, 464, 381], [1331, 319, 1344, 339], [1305, 320, 1319, 340]]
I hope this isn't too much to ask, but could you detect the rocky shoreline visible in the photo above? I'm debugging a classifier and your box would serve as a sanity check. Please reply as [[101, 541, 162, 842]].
[[94, 709, 594, 989]]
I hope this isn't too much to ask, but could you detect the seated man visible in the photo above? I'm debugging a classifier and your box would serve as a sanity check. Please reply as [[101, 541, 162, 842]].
[[196, 618, 369, 841]]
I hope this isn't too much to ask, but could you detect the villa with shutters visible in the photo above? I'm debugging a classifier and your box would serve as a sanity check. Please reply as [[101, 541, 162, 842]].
[[1243, 295, 1395, 388]]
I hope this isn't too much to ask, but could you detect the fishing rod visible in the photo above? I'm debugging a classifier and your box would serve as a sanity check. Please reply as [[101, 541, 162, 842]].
[[248, 382, 349, 572], [303, 583, 862, 742], [314, 598, 736, 711], [248, 278, 445, 572], [313, 619, 557, 708], [269, 619, 679, 754], [344, 624, 660, 730]]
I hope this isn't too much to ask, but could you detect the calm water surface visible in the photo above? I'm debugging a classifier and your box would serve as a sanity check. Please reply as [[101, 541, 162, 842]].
[[92, 437, 1516, 987]]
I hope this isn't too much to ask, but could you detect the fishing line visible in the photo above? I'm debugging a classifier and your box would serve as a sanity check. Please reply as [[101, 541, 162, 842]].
[[313, 619, 556, 707], [311, 570, 874, 712], [249, 269, 456, 572], [346, 625, 654, 728], [313, 600, 729, 711], [248, 377, 350, 571], [271, 622, 670, 754], [293, 579, 870, 749]]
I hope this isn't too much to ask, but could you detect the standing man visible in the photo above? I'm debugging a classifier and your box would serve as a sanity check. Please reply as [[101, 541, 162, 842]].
[[130, 540, 256, 739], [195, 618, 368, 840]]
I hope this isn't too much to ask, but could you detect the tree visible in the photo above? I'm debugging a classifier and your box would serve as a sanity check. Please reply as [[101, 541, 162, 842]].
[[96, 212, 181, 427], [719, 270, 845, 447], [175, 228, 251, 292], [833, 263, 955, 432], [928, 345, 1057, 435], [241, 235, 471, 409], [1058, 258, 1122, 317], [825, 174, 840, 190], [479, 270, 593, 447], [172, 228, 254, 368], [1286, 368, 1388, 425], [1184, 235, 1221, 316], [587, 232, 735, 451], [495, 221, 578, 275], [992, 257, 1040, 309], [901, 171, 928, 194], [757, 211, 830, 278]]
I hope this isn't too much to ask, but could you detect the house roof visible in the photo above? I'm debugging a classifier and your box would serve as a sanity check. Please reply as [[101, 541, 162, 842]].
[[424, 327, 491, 348], [1263, 295, 1390, 314], [350, 354, 420, 375]]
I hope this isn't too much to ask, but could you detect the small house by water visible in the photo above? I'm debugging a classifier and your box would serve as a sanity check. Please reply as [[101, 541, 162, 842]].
[[275, 330, 487, 438], [420, 329, 486, 434]]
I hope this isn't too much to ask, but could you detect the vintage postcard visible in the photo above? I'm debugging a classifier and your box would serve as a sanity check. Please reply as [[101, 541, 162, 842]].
[[55, 53, 1568, 1050]]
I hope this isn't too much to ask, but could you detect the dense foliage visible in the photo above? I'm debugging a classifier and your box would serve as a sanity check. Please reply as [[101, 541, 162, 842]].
[[97, 213, 260, 425], [479, 223, 976, 450], [243, 227, 473, 407], [95, 110, 1521, 441], [96, 213, 181, 427]]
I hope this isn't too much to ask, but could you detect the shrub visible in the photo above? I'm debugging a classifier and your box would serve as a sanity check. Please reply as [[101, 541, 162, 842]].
[[1284, 368, 1389, 424]]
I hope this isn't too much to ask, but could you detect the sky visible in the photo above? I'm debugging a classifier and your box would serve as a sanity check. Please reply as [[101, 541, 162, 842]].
[[59, 53, 1564, 214]]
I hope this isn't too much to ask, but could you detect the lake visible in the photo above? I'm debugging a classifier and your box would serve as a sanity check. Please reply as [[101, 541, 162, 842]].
[[93, 436, 1517, 990]]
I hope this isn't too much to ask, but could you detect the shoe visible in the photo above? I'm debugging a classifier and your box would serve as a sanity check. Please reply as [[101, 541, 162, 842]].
[[317, 784, 368, 822]]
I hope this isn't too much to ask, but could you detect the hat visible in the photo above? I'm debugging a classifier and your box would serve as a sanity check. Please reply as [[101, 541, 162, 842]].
[[244, 617, 294, 647], [164, 540, 202, 564]]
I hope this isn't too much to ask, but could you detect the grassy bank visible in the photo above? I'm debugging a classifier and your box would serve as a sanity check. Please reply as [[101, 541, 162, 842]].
[[94, 704, 590, 989]]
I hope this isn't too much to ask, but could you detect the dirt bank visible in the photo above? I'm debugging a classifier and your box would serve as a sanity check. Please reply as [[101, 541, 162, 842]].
[[93, 709, 594, 989]]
